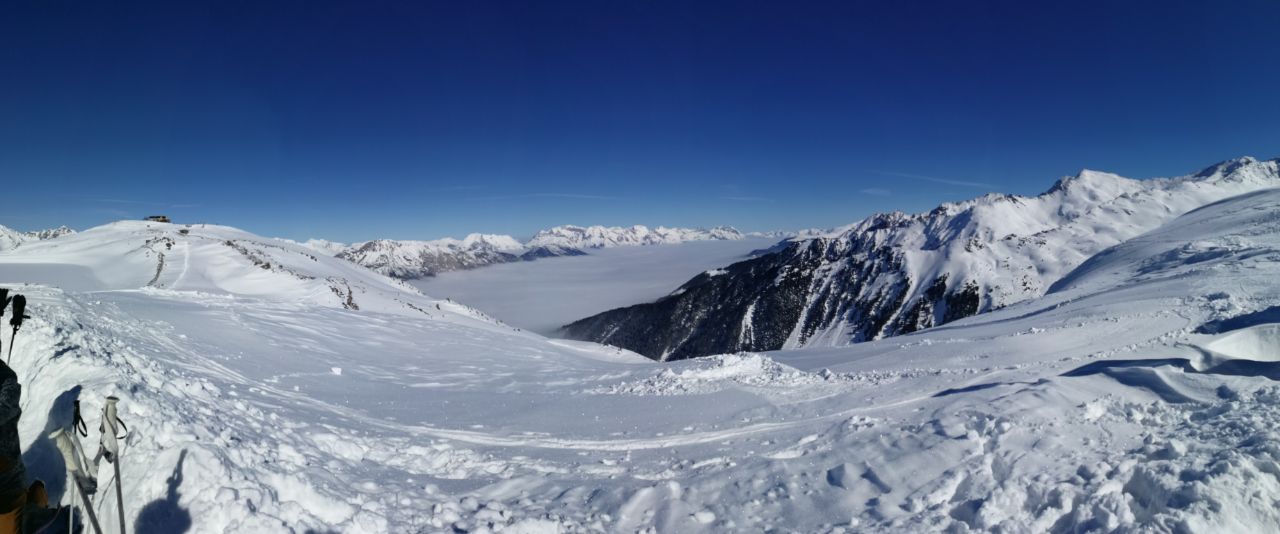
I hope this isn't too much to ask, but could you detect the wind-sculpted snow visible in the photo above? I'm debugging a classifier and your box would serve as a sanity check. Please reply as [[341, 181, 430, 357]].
[[566, 157, 1280, 361], [5, 187, 1280, 531]]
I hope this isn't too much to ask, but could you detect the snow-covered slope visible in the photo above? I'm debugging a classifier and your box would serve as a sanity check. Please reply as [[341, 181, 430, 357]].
[[0, 219, 655, 532], [565, 157, 1280, 360], [0, 226, 25, 251], [0, 220, 476, 317], [9, 182, 1280, 532], [328, 224, 747, 279]]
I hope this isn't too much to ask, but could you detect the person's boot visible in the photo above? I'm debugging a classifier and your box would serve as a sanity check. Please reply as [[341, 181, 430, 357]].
[[22, 483, 45, 510]]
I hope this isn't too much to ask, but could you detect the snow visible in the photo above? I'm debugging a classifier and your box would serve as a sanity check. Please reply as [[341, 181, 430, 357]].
[[298, 238, 350, 255], [335, 233, 528, 279], [304, 224, 755, 280], [0, 224, 75, 251], [4, 174, 1280, 531], [525, 225, 744, 250], [776, 156, 1280, 348], [410, 239, 775, 333]]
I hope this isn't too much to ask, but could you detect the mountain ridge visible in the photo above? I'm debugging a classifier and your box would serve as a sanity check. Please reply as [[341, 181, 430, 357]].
[[326, 224, 760, 279], [0, 224, 78, 251], [563, 156, 1280, 361]]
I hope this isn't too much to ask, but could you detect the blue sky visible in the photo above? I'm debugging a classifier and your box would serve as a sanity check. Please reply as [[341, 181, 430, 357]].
[[2, 1, 1279, 242]]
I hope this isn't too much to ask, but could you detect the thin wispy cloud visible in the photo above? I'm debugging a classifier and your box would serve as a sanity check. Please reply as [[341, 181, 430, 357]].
[[868, 171, 997, 190], [429, 185, 489, 193], [91, 208, 132, 218], [472, 192, 617, 201], [87, 198, 200, 209], [721, 196, 774, 202], [529, 193, 616, 199], [860, 188, 891, 197]]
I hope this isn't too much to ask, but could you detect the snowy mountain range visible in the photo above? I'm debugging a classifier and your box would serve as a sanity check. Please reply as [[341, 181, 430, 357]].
[[564, 156, 1280, 361], [526, 225, 744, 249], [322, 224, 751, 279], [0, 224, 76, 251], [7, 157, 1280, 531]]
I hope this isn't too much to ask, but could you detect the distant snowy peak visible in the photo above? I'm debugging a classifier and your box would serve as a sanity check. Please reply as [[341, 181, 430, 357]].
[[0, 226, 24, 251], [335, 233, 529, 279], [299, 238, 350, 255], [456, 233, 525, 252], [0, 224, 76, 251], [321, 224, 747, 279], [25, 225, 76, 240], [565, 156, 1280, 361], [526, 224, 744, 249]]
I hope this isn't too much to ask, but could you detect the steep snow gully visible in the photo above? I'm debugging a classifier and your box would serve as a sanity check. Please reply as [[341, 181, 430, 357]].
[[9, 168, 1280, 532]]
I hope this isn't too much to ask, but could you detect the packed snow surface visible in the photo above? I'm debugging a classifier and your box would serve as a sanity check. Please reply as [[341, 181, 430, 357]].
[[6, 185, 1280, 532], [411, 238, 775, 334]]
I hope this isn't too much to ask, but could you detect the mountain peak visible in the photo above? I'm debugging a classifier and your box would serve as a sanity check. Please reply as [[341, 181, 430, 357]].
[[1192, 155, 1263, 179], [1044, 169, 1129, 196]]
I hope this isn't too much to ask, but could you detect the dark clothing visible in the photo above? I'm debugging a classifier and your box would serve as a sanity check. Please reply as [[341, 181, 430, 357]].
[[0, 362, 26, 534], [0, 363, 23, 515]]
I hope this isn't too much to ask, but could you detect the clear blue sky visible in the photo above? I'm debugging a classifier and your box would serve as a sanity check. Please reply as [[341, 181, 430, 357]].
[[2, 1, 1279, 242]]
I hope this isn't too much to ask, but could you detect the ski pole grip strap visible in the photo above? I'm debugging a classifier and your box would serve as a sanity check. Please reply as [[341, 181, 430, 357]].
[[73, 400, 89, 436]]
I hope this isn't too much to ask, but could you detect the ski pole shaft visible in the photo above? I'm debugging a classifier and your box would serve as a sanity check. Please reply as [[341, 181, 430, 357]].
[[75, 478, 104, 534], [114, 460, 125, 534]]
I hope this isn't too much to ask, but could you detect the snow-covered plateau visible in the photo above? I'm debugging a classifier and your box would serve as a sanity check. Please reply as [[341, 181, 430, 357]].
[[4, 160, 1280, 532]]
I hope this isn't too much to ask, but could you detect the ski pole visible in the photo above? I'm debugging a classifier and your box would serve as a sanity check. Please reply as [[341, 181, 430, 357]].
[[99, 396, 127, 534], [0, 288, 8, 359], [6, 294, 26, 363], [52, 427, 103, 534]]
